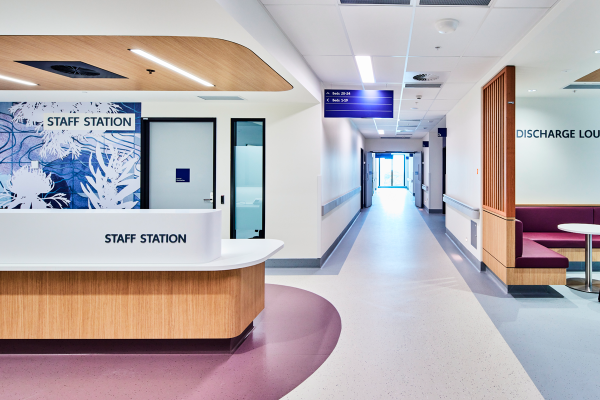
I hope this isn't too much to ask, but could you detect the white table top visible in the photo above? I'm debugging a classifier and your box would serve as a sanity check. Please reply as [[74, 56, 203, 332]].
[[558, 223, 600, 235], [0, 239, 284, 272]]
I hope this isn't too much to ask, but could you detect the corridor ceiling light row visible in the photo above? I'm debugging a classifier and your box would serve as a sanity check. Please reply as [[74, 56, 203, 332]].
[[129, 49, 214, 87], [0, 74, 37, 86], [355, 56, 375, 84]]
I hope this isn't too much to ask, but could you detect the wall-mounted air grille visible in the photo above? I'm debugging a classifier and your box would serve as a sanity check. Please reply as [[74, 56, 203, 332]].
[[419, 0, 490, 5], [404, 83, 442, 88], [341, 0, 411, 4], [16, 61, 127, 79], [198, 96, 245, 100], [564, 84, 600, 90]]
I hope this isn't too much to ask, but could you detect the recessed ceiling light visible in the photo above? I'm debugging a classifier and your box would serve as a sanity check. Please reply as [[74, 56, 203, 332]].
[[355, 56, 375, 84], [0, 74, 37, 86], [378, 129, 384, 135], [528, 89, 537, 92], [595, 50, 600, 54], [411, 107, 418, 110], [129, 49, 214, 87]]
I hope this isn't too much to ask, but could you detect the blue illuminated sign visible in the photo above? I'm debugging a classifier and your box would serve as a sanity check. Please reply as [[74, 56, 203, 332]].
[[324, 90, 393, 118], [176, 168, 190, 183]]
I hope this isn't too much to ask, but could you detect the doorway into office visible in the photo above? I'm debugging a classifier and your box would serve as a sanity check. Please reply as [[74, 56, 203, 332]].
[[375, 153, 408, 188], [141, 118, 216, 209]]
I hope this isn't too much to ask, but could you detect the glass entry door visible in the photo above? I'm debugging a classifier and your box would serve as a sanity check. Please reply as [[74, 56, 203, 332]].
[[378, 153, 406, 188], [231, 119, 265, 239]]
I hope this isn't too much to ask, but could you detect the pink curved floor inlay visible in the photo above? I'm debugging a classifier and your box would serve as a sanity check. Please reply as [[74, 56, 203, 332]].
[[0, 284, 342, 400]]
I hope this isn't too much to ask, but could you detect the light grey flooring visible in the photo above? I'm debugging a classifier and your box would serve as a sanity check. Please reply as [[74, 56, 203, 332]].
[[267, 189, 543, 399], [418, 210, 600, 400]]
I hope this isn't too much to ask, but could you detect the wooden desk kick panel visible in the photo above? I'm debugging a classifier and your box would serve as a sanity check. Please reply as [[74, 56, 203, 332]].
[[0, 263, 265, 339]]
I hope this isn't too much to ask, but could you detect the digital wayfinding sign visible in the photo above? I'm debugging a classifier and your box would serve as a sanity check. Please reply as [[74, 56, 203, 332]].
[[324, 89, 393, 118]]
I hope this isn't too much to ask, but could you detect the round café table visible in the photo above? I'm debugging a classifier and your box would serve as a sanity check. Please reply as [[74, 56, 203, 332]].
[[558, 223, 600, 293]]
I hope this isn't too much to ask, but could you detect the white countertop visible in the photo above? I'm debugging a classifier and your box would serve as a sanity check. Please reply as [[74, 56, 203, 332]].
[[558, 223, 600, 235], [0, 239, 284, 272]]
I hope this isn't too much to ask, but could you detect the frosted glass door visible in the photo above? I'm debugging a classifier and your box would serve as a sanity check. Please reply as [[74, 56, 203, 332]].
[[232, 120, 264, 239], [148, 121, 214, 209]]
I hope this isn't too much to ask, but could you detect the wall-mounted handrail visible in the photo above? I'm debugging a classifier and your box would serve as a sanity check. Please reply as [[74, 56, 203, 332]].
[[443, 194, 480, 220], [322, 186, 361, 216]]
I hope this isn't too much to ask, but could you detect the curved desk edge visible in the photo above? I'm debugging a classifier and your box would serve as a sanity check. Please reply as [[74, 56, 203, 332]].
[[0, 239, 284, 272]]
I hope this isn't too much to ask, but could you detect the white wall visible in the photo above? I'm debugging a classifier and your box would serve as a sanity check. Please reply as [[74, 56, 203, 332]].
[[445, 88, 482, 260], [365, 138, 423, 153], [516, 97, 600, 204], [321, 116, 364, 255], [142, 101, 322, 260]]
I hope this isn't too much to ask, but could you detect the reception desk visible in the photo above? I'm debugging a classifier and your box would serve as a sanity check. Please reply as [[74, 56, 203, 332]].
[[0, 210, 283, 340]]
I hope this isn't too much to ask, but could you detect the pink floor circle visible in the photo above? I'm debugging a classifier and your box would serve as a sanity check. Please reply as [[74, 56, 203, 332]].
[[0, 284, 342, 400]]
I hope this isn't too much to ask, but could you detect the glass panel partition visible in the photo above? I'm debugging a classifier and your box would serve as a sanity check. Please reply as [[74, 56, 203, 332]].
[[231, 120, 265, 239]]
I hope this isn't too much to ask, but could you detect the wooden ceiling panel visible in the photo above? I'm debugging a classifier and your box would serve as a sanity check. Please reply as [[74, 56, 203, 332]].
[[0, 36, 293, 91], [576, 67, 600, 82]]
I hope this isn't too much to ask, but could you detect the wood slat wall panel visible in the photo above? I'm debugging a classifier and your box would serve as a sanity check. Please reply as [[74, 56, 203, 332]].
[[0, 264, 265, 339]]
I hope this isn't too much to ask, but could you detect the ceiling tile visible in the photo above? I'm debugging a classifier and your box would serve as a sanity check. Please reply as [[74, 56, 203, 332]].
[[363, 83, 390, 90], [373, 118, 398, 127], [494, 0, 557, 7], [340, 6, 413, 56], [437, 83, 474, 99], [409, 7, 489, 57], [304, 56, 360, 82], [265, 5, 351, 56], [430, 99, 459, 111], [446, 57, 500, 83], [372, 57, 406, 83], [424, 111, 446, 120], [406, 57, 460, 72], [401, 99, 433, 111], [402, 87, 441, 100], [399, 110, 427, 119], [327, 83, 363, 90], [464, 8, 547, 57]]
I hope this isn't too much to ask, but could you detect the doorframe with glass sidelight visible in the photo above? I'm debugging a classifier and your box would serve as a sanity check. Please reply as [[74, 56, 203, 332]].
[[377, 153, 408, 188], [230, 118, 266, 239], [140, 117, 217, 209]]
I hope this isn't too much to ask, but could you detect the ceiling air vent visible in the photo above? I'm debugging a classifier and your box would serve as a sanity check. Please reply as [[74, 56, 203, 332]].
[[564, 84, 600, 90], [419, 0, 490, 5], [198, 96, 245, 100], [341, 0, 410, 4], [404, 83, 442, 88], [413, 73, 439, 82], [16, 61, 127, 79]]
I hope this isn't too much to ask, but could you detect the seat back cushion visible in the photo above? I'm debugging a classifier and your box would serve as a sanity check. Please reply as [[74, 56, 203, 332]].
[[594, 208, 600, 225], [516, 207, 593, 232], [515, 219, 523, 258]]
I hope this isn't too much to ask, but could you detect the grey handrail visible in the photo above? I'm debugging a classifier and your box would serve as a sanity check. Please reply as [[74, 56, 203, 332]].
[[443, 194, 480, 219], [322, 186, 361, 216]]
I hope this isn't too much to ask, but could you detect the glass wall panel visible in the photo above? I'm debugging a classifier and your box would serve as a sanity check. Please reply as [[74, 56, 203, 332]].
[[232, 120, 264, 239]]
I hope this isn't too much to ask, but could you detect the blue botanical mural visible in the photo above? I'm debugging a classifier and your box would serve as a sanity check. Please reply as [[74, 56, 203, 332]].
[[0, 102, 141, 209]]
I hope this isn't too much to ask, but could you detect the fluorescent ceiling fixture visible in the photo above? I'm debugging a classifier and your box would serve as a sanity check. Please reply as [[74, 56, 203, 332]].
[[596, 50, 600, 54], [378, 129, 384, 135], [0, 74, 37, 86], [355, 56, 375, 84], [129, 49, 214, 87], [528, 89, 537, 92]]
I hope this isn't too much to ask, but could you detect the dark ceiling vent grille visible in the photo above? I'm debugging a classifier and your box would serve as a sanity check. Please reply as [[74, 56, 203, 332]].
[[419, 0, 490, 5], [404, 83, 442, 88], [341, 0, 411, 4], [198, 96, 245, 100], [413, 73, 439, 82], [16, 61, 126, 79], [564, 84, 600, 90]]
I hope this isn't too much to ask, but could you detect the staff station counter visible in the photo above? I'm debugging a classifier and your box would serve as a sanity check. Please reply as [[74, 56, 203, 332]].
[[0, 209, 283, 340]]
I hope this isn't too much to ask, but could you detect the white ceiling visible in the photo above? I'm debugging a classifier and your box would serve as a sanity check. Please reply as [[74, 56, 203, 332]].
[[261, 0, 558, 138]]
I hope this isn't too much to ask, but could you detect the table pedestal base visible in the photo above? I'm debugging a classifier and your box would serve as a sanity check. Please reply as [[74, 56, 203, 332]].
[[566, 277, 600, 294]]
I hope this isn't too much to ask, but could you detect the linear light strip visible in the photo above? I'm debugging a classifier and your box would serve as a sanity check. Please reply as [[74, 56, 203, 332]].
[[355, 56, 375, 84], [0, 74, 37, 86], [129, 49, 214, 87]]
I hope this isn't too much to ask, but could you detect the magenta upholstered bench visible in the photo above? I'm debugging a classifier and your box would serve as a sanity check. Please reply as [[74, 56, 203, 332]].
[[515, 220, 568, 269]]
